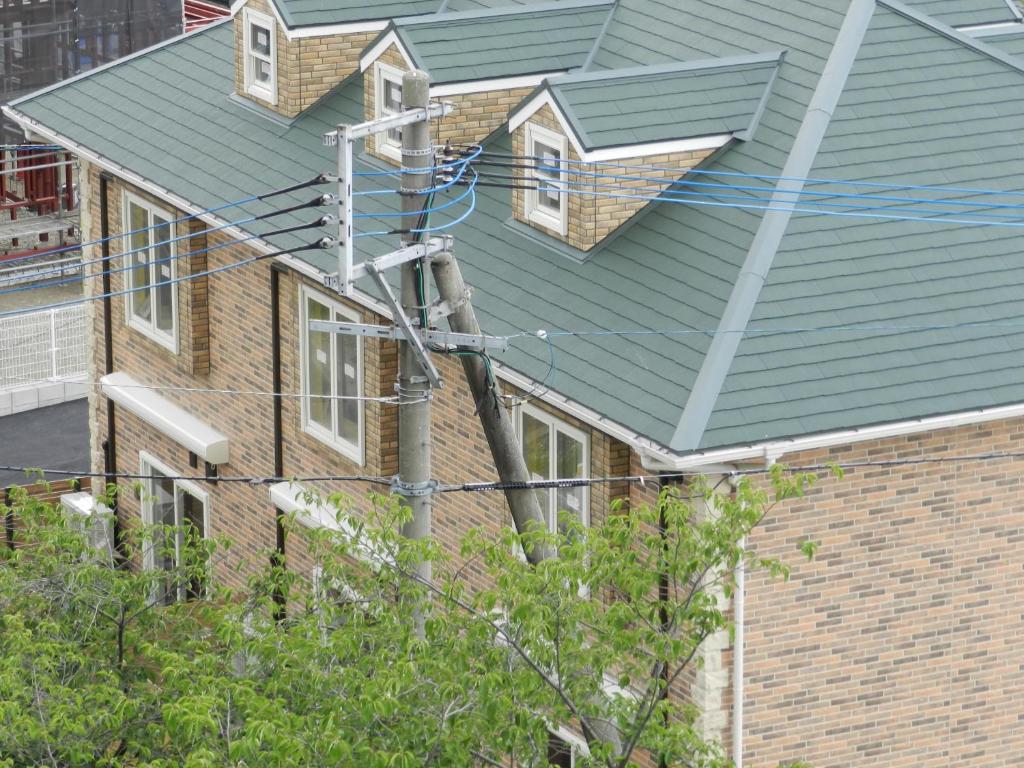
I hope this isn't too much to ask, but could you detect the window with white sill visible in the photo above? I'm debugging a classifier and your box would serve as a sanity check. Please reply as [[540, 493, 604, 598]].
[[243, 8, 276, 104], [139, 453, 210, 605], [300, 285, 363, 463], [518, 403, 589, 533], [525, 121, 569, 236], [123, 193, 177, 352], [374, 61, 404, 159]]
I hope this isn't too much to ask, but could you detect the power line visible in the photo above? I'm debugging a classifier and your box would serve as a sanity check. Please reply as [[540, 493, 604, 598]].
[[77, 379, 429, 405], [0, 227, 332, 319], [0, 175, 329, 267], [5, 450, 1024, 492], [462, 148, 1024, 201]]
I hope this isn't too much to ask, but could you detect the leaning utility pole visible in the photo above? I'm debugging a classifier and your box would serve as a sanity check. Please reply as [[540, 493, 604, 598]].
[[428, 250, 554, 562], [398, 70, 434, 588]]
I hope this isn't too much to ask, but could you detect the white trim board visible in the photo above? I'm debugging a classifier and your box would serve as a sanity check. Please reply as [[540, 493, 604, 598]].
[[430, 72, 562, 98], [642, 400, 1024, 472], [102, 371, 230, 463], [359, 30, 416, 72]]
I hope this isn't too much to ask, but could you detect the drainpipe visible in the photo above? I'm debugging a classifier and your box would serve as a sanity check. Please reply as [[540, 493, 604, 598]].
[[99, 171, 122, 557], [270, 263, 287, 620], [733, 533, 745, 768]]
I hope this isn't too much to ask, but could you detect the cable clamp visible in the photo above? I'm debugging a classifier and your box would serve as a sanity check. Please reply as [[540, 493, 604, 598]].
[[390, 477, 438, 498], [402, 147, 436, 158]]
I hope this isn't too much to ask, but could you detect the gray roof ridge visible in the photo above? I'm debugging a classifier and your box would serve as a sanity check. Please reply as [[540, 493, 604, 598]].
[[548, 50, 785, 88], [9, 17, 232, 108], [668, 0, 876, 453], [580, 0, 619, 72], [394, 0, 613, 27], [879, 0, 1024, 73]]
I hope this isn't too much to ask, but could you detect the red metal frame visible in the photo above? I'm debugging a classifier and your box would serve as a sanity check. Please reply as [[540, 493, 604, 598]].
[[0, 147, 75, 219]]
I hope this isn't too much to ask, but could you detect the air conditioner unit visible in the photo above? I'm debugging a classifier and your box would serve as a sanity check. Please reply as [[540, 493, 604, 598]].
[[60, 492, 115, 562]]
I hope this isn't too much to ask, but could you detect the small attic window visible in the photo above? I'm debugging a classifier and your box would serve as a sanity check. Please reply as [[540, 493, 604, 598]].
[[525, 122, 568, 237], [243, 8, 276, 105], [375, 62, 404, 160]]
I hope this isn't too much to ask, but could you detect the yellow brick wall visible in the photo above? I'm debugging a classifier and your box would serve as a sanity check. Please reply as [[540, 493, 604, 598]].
[[234, 0, 375, 119], [512, 104, 714, 251]]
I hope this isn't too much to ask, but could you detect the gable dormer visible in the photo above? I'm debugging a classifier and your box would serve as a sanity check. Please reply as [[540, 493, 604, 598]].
[[233, 0, 401, 118], [358, 0, 614, 163], [506, 53, 783, 251]]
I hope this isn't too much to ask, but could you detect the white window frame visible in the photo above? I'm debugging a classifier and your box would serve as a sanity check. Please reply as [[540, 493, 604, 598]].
[[525, 121, 569, 237], [243, 7, 277, 104], [139, 451, 211, 603], [547, 726, 589, 767], [517, 403, 590, 533], [122, 192, 178, 353], [299, 284, 365, 465], [374, 61, 405, 160]]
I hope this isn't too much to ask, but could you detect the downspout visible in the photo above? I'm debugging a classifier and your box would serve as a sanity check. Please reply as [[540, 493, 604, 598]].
[[270, 263, 287, 621], [99, 171, 122, 556]]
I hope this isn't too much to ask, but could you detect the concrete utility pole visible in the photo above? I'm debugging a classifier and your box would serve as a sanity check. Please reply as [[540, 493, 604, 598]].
[[397, 70, 434, 590], [429, 251, 554, 563]]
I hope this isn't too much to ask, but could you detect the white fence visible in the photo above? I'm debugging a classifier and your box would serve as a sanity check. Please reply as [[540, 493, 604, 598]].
[[0, 304, 87, 395]]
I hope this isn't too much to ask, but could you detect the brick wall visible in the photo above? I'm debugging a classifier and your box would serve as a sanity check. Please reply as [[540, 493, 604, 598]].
[[81, 169, 646, 594], [511, 104, 713, 252], [234, 0, 375, 119], [733, 419, 1024, 767]]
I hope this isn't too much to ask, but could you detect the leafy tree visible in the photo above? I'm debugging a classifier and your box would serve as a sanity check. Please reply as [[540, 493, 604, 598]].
[[0, 469, 813, 767]]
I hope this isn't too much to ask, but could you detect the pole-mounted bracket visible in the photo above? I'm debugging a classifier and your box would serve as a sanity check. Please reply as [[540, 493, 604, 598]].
[[309, 319, 509, 352], [391, 477, 438, 497], [428, 285, 472, 324]]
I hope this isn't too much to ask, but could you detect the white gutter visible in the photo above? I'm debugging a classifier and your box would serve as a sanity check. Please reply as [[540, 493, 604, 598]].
[[641, 399, 1024, 472]]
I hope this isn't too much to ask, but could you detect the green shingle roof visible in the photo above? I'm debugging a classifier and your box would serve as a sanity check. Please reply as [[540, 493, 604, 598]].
[[971, 27, 1024, 58], [541, 54, 781, 150], [276, 0, 440, 29], [391, 0, 614, 84], [901, 0, 1021, 27], [13, 0, 1024, 457]]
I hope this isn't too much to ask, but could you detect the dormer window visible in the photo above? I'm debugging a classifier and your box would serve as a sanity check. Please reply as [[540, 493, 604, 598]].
[[375, 62, 404, 160], [243, 8, 276, 105], [525, 122, 568, 236]]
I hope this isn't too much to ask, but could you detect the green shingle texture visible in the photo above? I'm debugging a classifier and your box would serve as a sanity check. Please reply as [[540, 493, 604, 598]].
[[394, 2, 614, 84], [974, 28, 1024, 58], [547, 56, 779, 149], [901, 0, 1021, 27], [276, 0, 440, 28], [13, 0, 1024, 457]]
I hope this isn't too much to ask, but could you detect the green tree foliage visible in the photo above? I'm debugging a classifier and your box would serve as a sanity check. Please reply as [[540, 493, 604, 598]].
[[0, 469, 814, 767]]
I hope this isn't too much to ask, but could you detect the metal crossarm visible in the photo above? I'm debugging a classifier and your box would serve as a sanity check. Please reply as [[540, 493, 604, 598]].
[[307, 320, 509, 352]]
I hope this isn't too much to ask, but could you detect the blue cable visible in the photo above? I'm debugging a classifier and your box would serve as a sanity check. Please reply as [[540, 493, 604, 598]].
[[0, 176, 326, 266], [351, 144, 482, 178], [520, 173, 1024, 223], [0, 232, 327, 319], [523, 161, 1024, 214], [353, 179, 475, 219], [485, 151, 1024, 200], [522, 182, 1024, 229]]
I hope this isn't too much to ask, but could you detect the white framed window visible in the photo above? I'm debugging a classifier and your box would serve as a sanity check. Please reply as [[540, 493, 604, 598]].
[[139, 452, 210, 605], [300, 285, 364, 464], [518, 403, 589, 533], [525, 122, 569, 236], [547, 727, 588, 767], [374, 61, 404, 160], [243, 7, 276, 104], [123, 192, 178, 352]]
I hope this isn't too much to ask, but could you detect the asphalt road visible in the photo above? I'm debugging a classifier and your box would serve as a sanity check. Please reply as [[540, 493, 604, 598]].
[[0, 399, 89, 486]]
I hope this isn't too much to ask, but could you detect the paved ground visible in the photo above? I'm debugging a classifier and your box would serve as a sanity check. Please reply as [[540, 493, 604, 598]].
[[0, 280, 82, 312], [0, 399, 89, 486]]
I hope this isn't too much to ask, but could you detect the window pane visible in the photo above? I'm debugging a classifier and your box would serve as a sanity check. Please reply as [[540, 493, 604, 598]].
[[384, 79, 402, 144], [181, 491, 206, 600], [535, 142, 562, 212], [306, 297, 332, 432], [522, 412, 551, 524], [149, 469, 176, 605], [152, 215, 174, 335], [556, 430, 585, 530], [128, 202, 150, 322], [336, 329, 359, 445], [250, 24, 270, 56], [547, 734, 574, 768], [254, 57, 272, 84]]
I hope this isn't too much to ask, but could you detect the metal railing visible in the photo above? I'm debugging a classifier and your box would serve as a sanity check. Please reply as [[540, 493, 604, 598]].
[[0, 255, 81, 286], [0, 304, 87, 390]]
